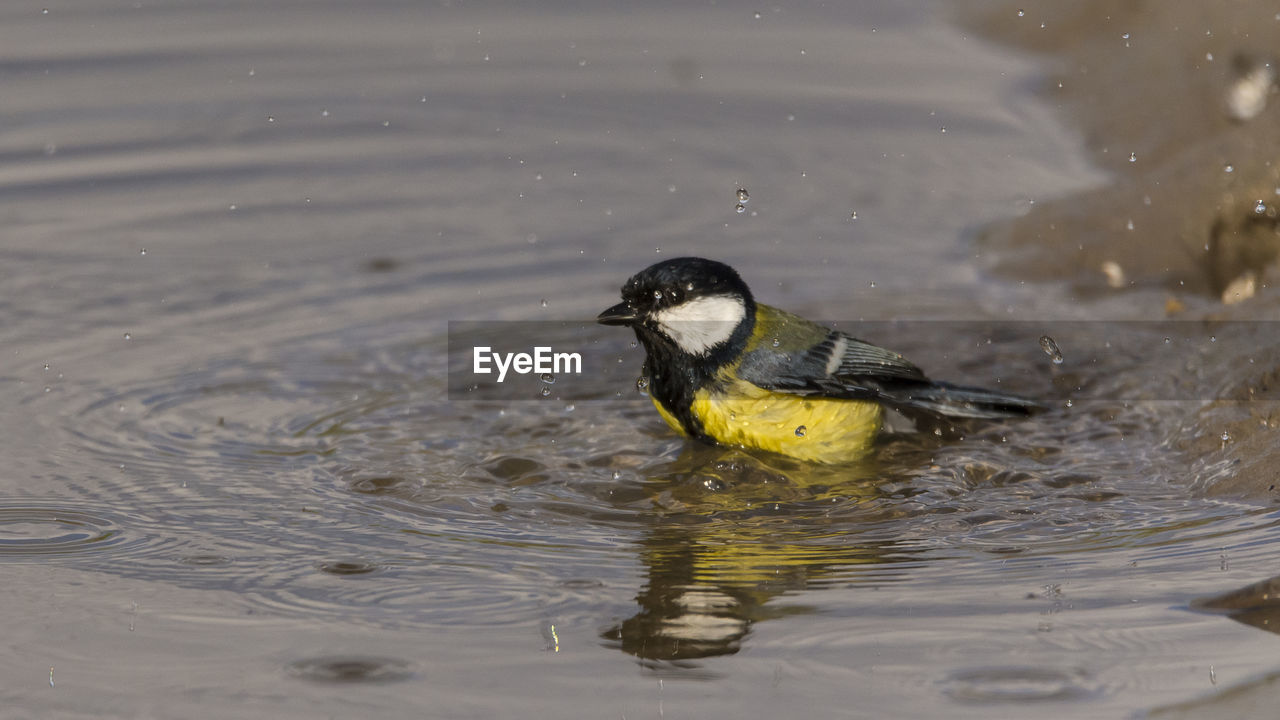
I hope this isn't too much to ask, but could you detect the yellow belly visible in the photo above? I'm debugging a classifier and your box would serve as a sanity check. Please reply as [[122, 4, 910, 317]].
[[652, 378, 883, 463]]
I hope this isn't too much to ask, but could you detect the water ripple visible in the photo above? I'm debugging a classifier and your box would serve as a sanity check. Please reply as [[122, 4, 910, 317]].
[[942, 666, 1100, 703], [0, 504, 132, 560], [285, 656, 414, 684]]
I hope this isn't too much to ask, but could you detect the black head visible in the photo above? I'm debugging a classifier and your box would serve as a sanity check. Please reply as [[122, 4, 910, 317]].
[[597, 257, 755, 357]]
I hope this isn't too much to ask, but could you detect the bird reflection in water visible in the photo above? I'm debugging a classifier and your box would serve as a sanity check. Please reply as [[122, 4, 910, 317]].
[[602, 446, 924, 665]]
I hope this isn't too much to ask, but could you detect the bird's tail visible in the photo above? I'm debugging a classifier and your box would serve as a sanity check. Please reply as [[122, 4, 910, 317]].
[[891, 381, 1044, 420]]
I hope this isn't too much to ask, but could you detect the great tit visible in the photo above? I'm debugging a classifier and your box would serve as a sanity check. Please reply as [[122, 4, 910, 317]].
[[598, 257, 1042, 463]]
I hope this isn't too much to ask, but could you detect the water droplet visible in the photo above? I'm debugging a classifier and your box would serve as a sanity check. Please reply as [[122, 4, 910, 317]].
[[868, 281, 876, 288], [794, 425, 807, 437], [1065, 399, 1073, 408], [1129, 152, 1137, 162], [43, 386, 51, 393], [320, 109, 330, 117], [1017, 9, 1024, 17], [611, 471, 622, 480], [635, 376, 649, 393], [1255, 200, 1267, 214], [652, 290, 662, 300], [753, 11, 761, 19], [736, 188, 749, 203], [1121, 32, 1130, 39], [138, 248, 147, 256], [1163, 337, 1171, 344], [540, 298, 548, 308], [685, 282, 694, 291], [266, 115, 275, 123], [41, 8, 49, 14], [1210, 335, 1216, 343], [735, 203, 746, 214], [849, 211, 858, 219], [539, 386, 551, 397], [42, 142, 57, 155], [1126, 219, 1134, 231], [771, 337, 780, 348], [42, 363, 50, 371], [539, 373, 555, 384], [123, 333, 132, 340], [1221, 431, 1232, 442], [1224, 164, 1234, 173], [1039, 335, 1064, 364]]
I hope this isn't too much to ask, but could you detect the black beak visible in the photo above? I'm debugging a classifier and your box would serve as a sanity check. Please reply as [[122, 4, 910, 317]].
[[597, 301, 639, 326]]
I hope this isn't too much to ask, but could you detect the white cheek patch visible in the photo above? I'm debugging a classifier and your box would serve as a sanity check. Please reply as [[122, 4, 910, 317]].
[[652, 295, 745, 355]]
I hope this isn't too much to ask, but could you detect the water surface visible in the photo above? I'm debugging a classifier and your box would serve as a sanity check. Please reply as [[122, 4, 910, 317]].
[[2, 1, 1277, 717]]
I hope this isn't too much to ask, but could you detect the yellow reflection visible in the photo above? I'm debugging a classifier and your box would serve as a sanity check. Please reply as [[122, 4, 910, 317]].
[[604, 446, 919, 663]]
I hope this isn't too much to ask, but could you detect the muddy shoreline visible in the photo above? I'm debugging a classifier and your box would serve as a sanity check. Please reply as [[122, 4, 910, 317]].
[[964, 2, 1280, 306], [964, 1, 1280, 500]]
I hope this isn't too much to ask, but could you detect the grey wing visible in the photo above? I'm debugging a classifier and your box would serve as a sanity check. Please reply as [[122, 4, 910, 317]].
[[826, 332, 927, 382], [741, 330, 1041, 418], [738, 330, 926, 399], [822, 333, 1042, 417]]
